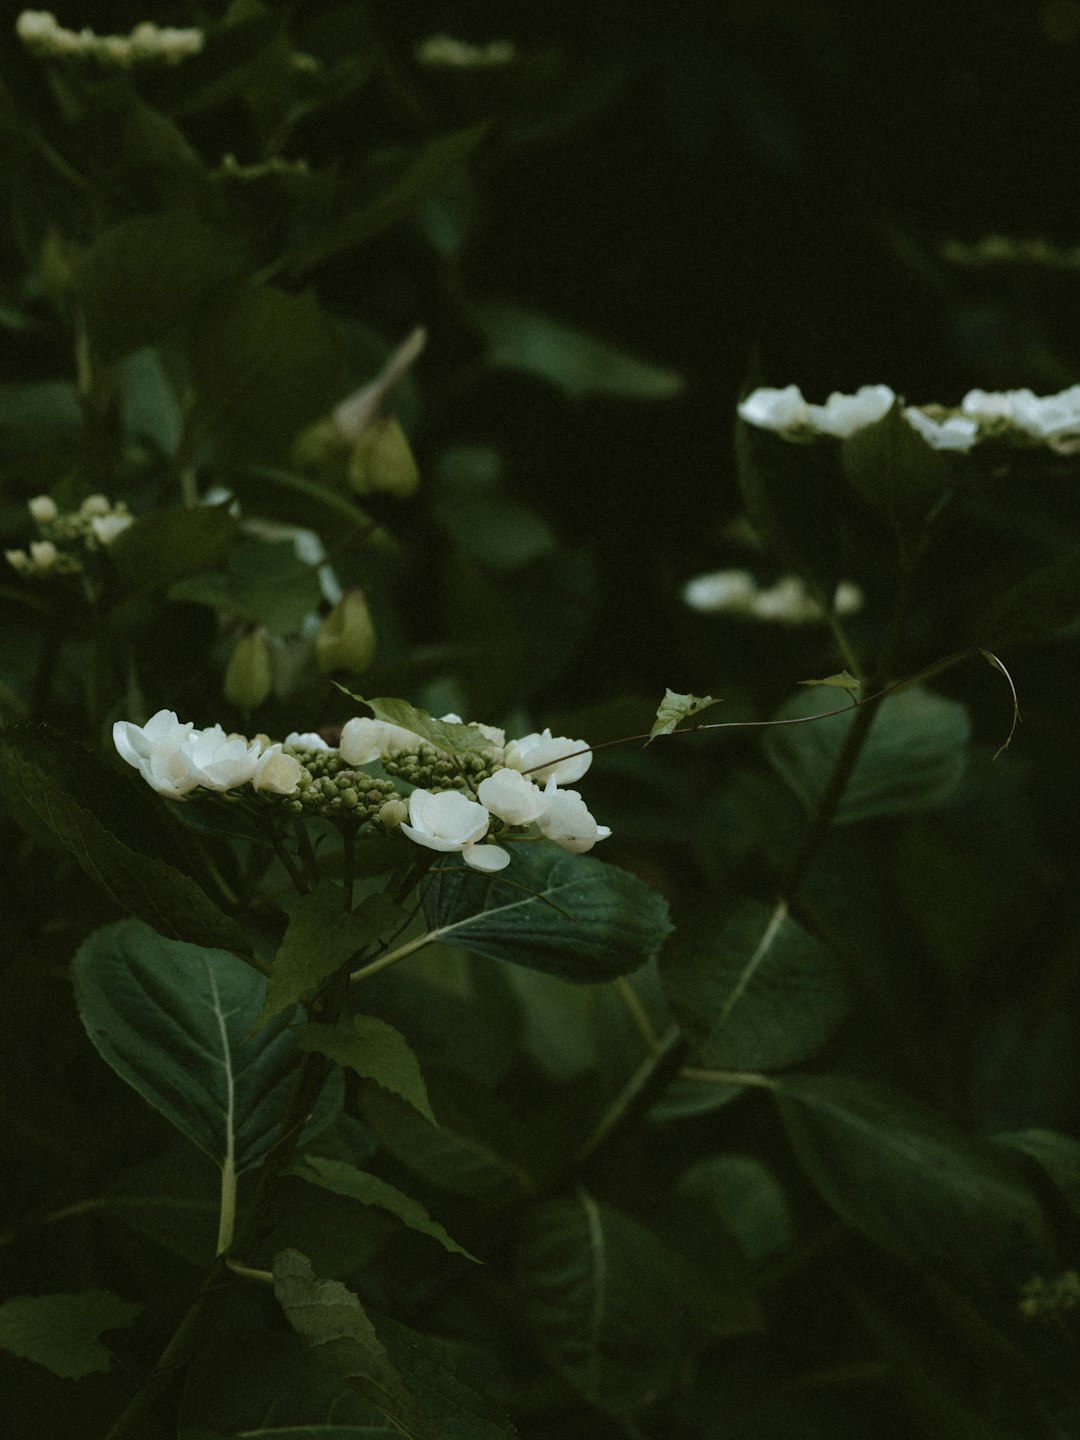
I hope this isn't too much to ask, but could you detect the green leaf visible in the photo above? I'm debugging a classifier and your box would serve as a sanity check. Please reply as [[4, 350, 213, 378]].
[[291, 1156, 477, 1260], [677, 1155, 794, 1264], [258, 887, 403, 1029], [434, 490, 555, 572], [73, 919, 339, 1171], [232, 465, 390, 551], [170, 537, 323, 635], [470, 302, 683, 400], [662, 898, 849, 1070], [648, 688, 723, 742], [517, 1193, 692, 1413], [272, 1249, 443, 1440], [193, 284, 345, 465], [0, 1291, 140, 1379], [764, 684, 970, 824], [799, 670, 861, 694], [361, 1089, 534, 1199], [76, 211, 233, 362], [774, 1075, 1052, 1272], [297, 1014, 434, 1122], [333, 694, 494, 756], [993, 1129, 1080, 1217], [109, 504, 238, 595], [975, 548, 1080, 647], [374, 1315, 517, 1440], [0, 725, 251, 955], [181, 1328, 400, 1438], [840, 400, 951, 526], [422, 843, 673, 983]]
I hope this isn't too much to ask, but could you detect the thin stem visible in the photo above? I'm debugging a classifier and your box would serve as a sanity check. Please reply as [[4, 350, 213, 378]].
[[215, 1159, 237, 1257], [349, 927, 439, 983], [612, 976, 662, 1056], [267, 826, 309, 897], [575, 1025, 684, 1163], [225, 1259, 273, 1285], [341, 821, 356, 911], [679, 1066, 776, 1088]]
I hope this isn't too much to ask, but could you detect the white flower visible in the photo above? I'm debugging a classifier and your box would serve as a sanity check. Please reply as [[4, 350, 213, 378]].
[[340, 716, 426, 764], [961, 388, 1021, 421], [904, 408, 978, 452], [250, 743, 302, 795], [28, 494, 57, 523], [113, 710, 199, 799], [400, 788, 510, 871], [80, 494, 111, 518], [834, 581, 864, 616], [477, 767, 547, 825], [537, 781, 611, 853], [806, 385, 895, 438], [90, 512, 134, 546], [182, 724, 262, 791], [29, 540, 58, 570], [284, 731, 332, 750], [682, 569, 757, 614], [737, 385, 810, 431], [1009, 385, 1080, 439], [683, 570, 863, 624], [504, 728, 592, 786], [5, 549, 30, 574]]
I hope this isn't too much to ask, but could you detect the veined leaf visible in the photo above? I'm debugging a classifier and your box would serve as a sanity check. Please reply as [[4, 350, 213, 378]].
[[297, 1014, 434, 1122], [332, 693, 494, 756], [74, 920, 340, 1173], [662, 898, 849, 1070], [648, 688, 723, 742], [422, 843, 673, 983], [374, 1314, 517, 1440], [798, 670, 861, 694], [109, 504, 238, 594], [0, 1291, 141, 1379], [291, 1156, 477, 1260], [994, 1128, 1080, 1217]]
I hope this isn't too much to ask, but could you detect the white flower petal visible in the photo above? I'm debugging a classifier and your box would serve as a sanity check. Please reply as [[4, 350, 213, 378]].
[[477, 767, 547, 825], [462, 842, 511, 872], [737, 385, 809, 431], [504, 728, 592, 785]]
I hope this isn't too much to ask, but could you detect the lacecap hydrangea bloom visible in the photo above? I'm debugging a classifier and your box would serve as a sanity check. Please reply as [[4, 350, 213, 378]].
[[682, 569, 863, 624], [114, 711, 302, 800], [737, 384, 979, 452]]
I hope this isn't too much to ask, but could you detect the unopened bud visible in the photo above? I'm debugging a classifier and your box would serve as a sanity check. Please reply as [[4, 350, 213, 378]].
[[377, 797, 409, 828], [224, 628, 272, 711], [348, 415, 420, 499], [5, 549, 30, 574], [315, 589, 376, 676], [28, 494, 58, 524], [291, 416, 349, 472], [29, 540, 59, 570]]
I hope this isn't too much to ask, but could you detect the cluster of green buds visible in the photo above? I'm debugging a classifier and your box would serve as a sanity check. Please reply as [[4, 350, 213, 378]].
[[1019, 1270, 1080, 1321], [5, 493, 133, 579], [380, 742, 497, 794], [285, 766, 400, 823]]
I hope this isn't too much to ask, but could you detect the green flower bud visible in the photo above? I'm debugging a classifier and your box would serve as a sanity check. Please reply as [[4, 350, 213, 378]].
[[316, 589, 376, 677], [348, 415, 420, 499], [224, 628, 272, 711]]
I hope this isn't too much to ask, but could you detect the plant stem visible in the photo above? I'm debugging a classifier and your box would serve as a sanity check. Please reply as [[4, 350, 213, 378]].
[[349, 927, 440, 983]]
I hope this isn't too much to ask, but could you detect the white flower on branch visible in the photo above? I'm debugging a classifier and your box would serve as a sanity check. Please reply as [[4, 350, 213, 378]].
[[400, 789, 510, 871], [477, 767, 548, 825], [536, 781, 612, 853], [504, 728, 592, 785]]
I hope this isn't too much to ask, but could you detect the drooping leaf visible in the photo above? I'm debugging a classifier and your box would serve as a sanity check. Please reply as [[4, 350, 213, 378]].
[[0, 1291, 141, 1379], [180, 1328, 399, 1438], [662, 898, 849, 1070], [272, 1249, 442, 1440], [976, 548, 1080, 647], [332, 694, 494, 756], [257, 887, 403, 1029], [993, 1129, 1080, 1217], [799, 670, 861, 694], [193, 284, 345, 465], [517, 1193, 693, 1413], [0, 725, 251, 956], [774, 1075, 1052, 1273], [73, 919, 340, 1172], [840, 400, 952, 527], [764, 684, 970, 824], [76, 211, 233, 362], [170, 538, 323, 636], [648, 688, 723, 742], [290, 1156, 477, 1260], [470, 302, 683, 401], [421, 843, 673, 983], [109, 504, 238, 595], [297, 1014, 434, 1122]]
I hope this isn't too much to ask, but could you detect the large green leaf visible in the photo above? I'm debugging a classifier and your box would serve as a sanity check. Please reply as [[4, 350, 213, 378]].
[[73, 919, 340, 1172], [993, 1128, 1080, 1217], [421, 843, 672, 983], [374, 1315, 517, 1440], [662, 898, 849, 1069], [677, 1155, 794, 1264], [840, 400, 952, 527], [774, 1075, 1052, 1273], [975, 548, 1080, 647], [0, 724, 251, 956], [764, 685, 970, 825], [272, 1249, 443, 1440], [0, 1291, 141, 1379], [516, 1193, 692, 1413], [297, 1014, 434, 1122], [170, 538, 323, 636], [108, 504, 238, 595], [290, 1156, 477, 1260]]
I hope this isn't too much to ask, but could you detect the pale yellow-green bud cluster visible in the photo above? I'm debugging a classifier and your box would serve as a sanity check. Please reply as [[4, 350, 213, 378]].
[[15, 11, 204, 66], [284, 766, 398, 822], [1019, 1270, 1080, 1321], [380, 743, 497, 795], [5, 493, 133, 579]]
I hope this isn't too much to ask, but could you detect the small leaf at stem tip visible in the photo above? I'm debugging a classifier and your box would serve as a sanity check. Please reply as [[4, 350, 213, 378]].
[[798, 670, 862, 695], [648, 688, 724, 742], [331, 688, 493, 755]]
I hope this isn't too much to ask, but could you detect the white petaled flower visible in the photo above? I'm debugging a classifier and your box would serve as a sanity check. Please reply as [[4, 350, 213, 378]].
[[537, 781, 611, 854], [5, 549, 30, 573], [90, 512, 134, 546], [29, 540, 58, 570], [737, 385, 810, 432], [806, 385, 896, 438], [961, 388, 1022, 421], [284, 731, 332, 750], [477, 767, 547, 825], [400, 789, 510, 872], [340, 716, 426, 765], [504, 728, 592, 786], [250, 743, 302, 795], [80, 494, 111, 518], [113, 710, 199, 799], [904, 408, 978, 452], [28, 494, 57, 523], [751, 576, 823, 623], [682, 569, 757, 614], [1009, 385, 1080, 439], [182, 725, 262, 791], [834, 581, 864, 616]]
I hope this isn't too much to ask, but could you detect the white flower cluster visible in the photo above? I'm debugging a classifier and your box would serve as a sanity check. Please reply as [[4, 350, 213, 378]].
[[340, 715, 610, 873], [682, 569, 864, 624], [114, 712, 302, 800], [5, 493, 133, 577], [414, 34, 516, 68], [15, 11, 204, 66], [739, 381, 1080, 452]]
